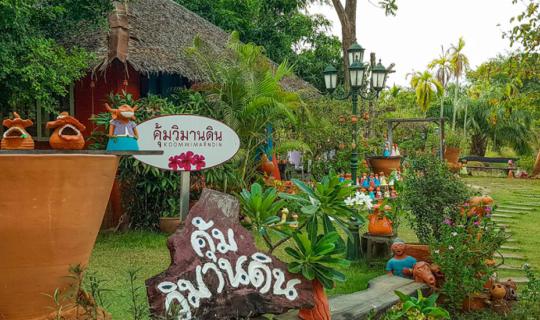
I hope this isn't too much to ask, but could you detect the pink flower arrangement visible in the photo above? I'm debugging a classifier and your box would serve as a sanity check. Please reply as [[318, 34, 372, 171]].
[[168, 151, 206, 171]]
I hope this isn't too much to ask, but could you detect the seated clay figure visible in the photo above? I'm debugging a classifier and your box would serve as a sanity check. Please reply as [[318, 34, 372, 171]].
[[105, 103, 139, 151], [386, 240, 416, 278], [361, 172, 369, 188]]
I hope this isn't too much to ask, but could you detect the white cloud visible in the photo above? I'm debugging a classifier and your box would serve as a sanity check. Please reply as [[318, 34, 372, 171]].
[[308, 0, 522, 86]]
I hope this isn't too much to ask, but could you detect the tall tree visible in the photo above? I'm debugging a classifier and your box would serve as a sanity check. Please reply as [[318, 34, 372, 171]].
[[0, 0, 112, 115], [449, 37, 469, 132], [175, 0, 341, 90], [408, 71, 443, 115], [428, 46, 452, 119], [330, 0, 397, 88], [505, 0, 540, 53]]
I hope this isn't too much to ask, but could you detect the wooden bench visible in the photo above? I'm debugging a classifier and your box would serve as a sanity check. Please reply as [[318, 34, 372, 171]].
[[273, 275, 428, 320], [460, 156, 518, 176]]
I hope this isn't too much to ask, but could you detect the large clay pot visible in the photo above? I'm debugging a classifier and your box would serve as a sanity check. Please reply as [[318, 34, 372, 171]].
[[444, 147, 461, 172], [367, 213, 393, 236], [46, 112, 86, 150], [0, 154, 119, 319], [260, 154, 275, 176], [366, 156, 401, 176], [159, 217, 181, 234], [298, 279, 330, 320]]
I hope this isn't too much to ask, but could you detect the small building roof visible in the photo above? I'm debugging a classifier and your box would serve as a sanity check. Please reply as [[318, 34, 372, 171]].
[[67, 0, 318, 95]]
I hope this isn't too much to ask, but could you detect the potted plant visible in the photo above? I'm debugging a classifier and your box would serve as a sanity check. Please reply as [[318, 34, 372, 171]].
[[239, 174, 359, 319], [444, 130, 463, 171], [383, 289, 450, 319], [159, 198, 182, 234]]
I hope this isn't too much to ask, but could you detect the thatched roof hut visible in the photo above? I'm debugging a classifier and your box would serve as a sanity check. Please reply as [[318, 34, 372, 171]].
[[70, 0, 318, 94]]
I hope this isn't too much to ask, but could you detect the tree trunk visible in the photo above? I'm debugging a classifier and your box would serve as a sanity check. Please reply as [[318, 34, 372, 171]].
[[440, 93, 444, 119], [532, 149, 540, 177], [452, 76, 459, 130], [470, 133, 488, 156], [332, 0, 357, 90], [463, 103, 468, 140]]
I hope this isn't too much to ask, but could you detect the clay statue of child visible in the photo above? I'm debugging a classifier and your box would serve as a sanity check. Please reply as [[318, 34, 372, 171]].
[[361, 172, 369, 188], [105, 103, 139, 151], [386, 240, 416, 278]]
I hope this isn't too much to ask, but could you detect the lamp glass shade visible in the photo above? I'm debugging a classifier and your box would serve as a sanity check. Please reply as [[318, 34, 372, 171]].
[[371, 60, 388, 91], [349, 62, 365, 88], [323, 65, 338, 90], [347, 42, 365, 66]]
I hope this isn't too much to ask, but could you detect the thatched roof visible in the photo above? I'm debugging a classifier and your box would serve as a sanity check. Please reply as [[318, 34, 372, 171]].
[[69, 0, 318, 95]]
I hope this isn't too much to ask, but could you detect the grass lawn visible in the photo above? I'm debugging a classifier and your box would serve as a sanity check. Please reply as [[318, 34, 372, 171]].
[[86, 176, 539, 318]]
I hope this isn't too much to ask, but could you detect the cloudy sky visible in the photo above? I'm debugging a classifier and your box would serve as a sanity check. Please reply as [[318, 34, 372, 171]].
[[308, 0, 523, 87]]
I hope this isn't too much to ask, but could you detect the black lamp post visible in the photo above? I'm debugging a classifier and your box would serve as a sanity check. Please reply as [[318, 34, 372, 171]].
[[323, 42, 389, 186]]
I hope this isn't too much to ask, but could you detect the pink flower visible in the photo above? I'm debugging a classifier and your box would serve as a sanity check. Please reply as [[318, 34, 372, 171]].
[[443, 218, 453, 226], [192, 154, 206, 170], [168, 155, 182, 171], [484, 206, 492, 213], [178, 151, 195, 171], [474, 220, 480, 226]]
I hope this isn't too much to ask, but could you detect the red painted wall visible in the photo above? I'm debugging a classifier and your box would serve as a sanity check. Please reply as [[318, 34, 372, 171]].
[[74, 61, 141, 136]]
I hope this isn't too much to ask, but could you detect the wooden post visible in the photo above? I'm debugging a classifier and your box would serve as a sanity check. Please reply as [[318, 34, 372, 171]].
[[179, 171, 190, 220]]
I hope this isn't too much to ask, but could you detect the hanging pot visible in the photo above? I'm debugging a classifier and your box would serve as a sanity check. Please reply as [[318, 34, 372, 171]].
[[298, 279, 331, 320], [351, 115, 358, 124]]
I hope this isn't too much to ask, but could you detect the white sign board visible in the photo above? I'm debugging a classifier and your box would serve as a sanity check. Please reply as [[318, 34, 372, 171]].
[[134, 115, 240, 171]]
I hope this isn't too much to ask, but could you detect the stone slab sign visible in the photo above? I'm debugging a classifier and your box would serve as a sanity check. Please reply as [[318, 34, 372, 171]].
[[146, 189, 314, 319]]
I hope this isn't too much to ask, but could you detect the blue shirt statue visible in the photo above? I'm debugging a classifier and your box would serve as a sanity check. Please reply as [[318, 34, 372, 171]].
[[386, 241, 416, 278]]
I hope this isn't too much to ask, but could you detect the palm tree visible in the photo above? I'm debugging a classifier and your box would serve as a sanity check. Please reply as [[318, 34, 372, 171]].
[[408, 71, 443, 115], [428, 46, 452, 119], [449, 37, 470, 132]]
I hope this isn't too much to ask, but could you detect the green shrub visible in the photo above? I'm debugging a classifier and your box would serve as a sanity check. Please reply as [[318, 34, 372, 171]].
[[401, 155, 470, 242]]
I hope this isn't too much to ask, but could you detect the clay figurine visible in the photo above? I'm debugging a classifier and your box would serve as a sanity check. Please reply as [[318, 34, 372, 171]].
[[368, 186, 376, 201], [105, 103, 139, 151], [361, 172, 369, 188], [386, 240, 416, 278], [383, 188, 390, 199], [374, 174, 381, 187], [380, 172, 388, 186], [391, 143, 401, 156], [375, 187, 382, 199], [390, 186, 398, 198], [369, 172, 376, 188], [46, 112, 86, 150], [413, 261, 437, 288], [383, 142, 391, 157], [1, 112, 34, 150]]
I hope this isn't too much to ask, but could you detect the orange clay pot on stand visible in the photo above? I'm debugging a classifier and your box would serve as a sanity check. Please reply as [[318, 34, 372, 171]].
[[0, 154, 119, 319], [1, 112, 34, 150], [367, 204, 393, 236], [366, 156, 401, 176], [46, 112, 87, 150], [298, 279, 331, 320]]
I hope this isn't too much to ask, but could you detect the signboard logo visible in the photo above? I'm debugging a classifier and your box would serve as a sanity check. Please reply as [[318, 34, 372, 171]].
[[134, 115, 240, 171]]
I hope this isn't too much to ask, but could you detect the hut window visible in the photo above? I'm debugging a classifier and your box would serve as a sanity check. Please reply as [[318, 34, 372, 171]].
[[34, 85, 75, 141], [140, 74, 186, 97]]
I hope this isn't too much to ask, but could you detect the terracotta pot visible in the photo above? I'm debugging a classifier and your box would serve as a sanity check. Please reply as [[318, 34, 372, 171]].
[[404, 243, 432, 263], [367, 214, 393, 236], [351, 115, 358, 123], [366, 156, 401, 176], [159, 217, 181, 234], [1, 112, 35, 150], [491, 283, 507, 300], [462, 293, 488, 312], [46, 113, 86, 150], [0, 154, 118, 319], [444, 147, 461, 165], [298, 279, 330, 320]]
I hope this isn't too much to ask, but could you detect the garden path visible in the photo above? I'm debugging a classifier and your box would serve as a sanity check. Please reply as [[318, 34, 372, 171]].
[[467, 177, 540, 284]]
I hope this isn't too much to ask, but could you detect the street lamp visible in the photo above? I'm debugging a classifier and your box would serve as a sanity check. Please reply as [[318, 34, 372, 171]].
[[323, 42, 390, 186]]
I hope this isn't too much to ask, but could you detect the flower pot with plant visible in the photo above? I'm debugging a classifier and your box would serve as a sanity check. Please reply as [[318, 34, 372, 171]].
[[444, 130, 463, 172], [159, 198, 182, 234]]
